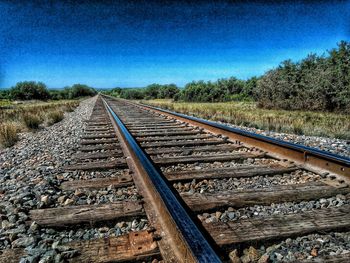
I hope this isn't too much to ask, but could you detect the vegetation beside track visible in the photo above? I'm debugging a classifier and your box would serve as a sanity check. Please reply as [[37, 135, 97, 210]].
[[0, 82, 97, 101], [0, 100, 80, 147], [143, 99, 350, 140], [0, 81, 97, 147], [105, 41, 350, 114]]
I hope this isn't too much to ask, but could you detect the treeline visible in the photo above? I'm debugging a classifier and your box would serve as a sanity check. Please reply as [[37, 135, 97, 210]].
[[103, 78, 256, 102], [0, 82, 97, 101], [104, 84, 180, 100], [256, 41, 350, 112], [104, 41, 349, 113], [178, 77, 257, 102]]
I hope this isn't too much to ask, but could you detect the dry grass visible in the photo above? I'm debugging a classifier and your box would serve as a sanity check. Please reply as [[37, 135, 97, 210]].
[[47, 110, 64, 125], [22, 113, 43, 129], [0, 100, 79, 147], [0, 122, 19, 147], [144, 99, 350, 140]]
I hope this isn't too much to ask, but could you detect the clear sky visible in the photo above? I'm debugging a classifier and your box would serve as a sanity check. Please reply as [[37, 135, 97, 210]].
[[0, 0, 349, 88]]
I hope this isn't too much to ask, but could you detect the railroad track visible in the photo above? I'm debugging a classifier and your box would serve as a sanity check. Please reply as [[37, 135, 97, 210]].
[[2, 95, 349, 262]]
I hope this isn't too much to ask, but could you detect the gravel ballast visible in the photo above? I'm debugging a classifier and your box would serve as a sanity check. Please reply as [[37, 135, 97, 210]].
[[198, 194, 350, 223], [0, 97, 148, 262], [229, 232, 350, 262]]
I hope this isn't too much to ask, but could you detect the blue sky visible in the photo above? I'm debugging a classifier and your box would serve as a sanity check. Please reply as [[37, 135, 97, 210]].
[[0, 0, 349, 88]]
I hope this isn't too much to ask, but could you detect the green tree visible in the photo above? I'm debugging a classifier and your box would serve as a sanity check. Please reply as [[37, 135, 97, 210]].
[[10, 81, 50, 100], [68, 84, 97, 99]]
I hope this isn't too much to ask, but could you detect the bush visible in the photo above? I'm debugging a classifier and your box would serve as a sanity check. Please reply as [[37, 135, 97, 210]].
[[120, 88, 145, 99], [64, 103, 78, 112], [0, 122, 19, 147], [108, 84, 180, 100], [174, 78, 255, 102], [10, 81, 50, 100], [255, 41, 350, 113], [49, 85, 96, 100], [0, 90, 10, 100], [47, 110, 64, 125], [23, 113, 43, 129], [68, 84, 97, 99]]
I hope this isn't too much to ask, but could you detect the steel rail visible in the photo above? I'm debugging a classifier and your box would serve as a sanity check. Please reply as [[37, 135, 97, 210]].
[[131, 101, 349, 178], [102, 98, 221, 263]]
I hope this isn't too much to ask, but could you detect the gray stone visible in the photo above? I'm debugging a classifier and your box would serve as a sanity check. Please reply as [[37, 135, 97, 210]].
[[12, 236, 35, 248]]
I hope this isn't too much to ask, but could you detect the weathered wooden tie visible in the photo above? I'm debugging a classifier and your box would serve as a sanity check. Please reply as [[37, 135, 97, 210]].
[[69, 231, 160, 263], [134, 130, 201, 137], [74, 150, 123, 160], [127, 124, 187, 131], [61, 176, 133, 191], [137, 134, 213, 142], [80, 138, 118, 145], [129, 126, 191, 133], [141, 138, 226, 148], [81, 134, 115, 139], [181, 181, 350, 211], [205, 205, 350, 247], [30, 201, 144, 227], [146, 144, 241, 155], [0, 231, 160, 263], [152, 152, 264, 165], [64, 159, 127, 171], [165, 164, 297, 181], [79, 143, 120, 152]]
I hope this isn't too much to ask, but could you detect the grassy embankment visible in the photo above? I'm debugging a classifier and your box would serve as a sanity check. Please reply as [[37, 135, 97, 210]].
[[0, 100, 79, 147], [143, 99, 350, 140]]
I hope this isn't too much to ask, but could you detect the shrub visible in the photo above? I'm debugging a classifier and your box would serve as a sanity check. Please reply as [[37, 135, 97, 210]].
[[120, 89, 145, 99], [0, 122, 19, 147], [112, 84, 180, 100], [10, 81, 50, 100], [255, 41, 350, 113], [64, 104, 77, 112], [47, 110, 64, 125], [68, 84, 97, 99], [22, 113, 43, 129]]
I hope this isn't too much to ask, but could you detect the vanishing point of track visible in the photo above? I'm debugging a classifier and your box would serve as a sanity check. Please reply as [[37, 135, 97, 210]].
[[3, 95, 350, 262]]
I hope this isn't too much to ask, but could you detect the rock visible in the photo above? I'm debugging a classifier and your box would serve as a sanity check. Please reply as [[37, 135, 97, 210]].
[[63, 198, 74, 206], [61, 249, 79, 259], [74, 189, 84, 197], [215, 211, 222, 220], [229, 249, 241, 263], [12, 236, 35, 248], [266, 245, 276, 253], [241, 246, 260, 263], [227, 207, 235, 212], [204, 217, 217, 223], [320, 198, 327, 204], [29, 221, 39, 233], [257, 254, 269, 263], [227, 212, 236, 220], [57, 195, 66, 204], [54, 254, 63, 263], [22, 255, 40, 263], [38, 256, 53, 263], [40, 195, 50, 205], [336, 194, 346, 200], [2, 220, 15, 230], [274, 252, 283, 261], [240, 254, 250, 263], [311, 248, 318, 257]]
